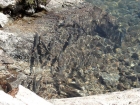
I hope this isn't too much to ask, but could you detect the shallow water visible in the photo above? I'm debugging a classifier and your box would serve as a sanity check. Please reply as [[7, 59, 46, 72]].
[[86, 0, 140, 32]]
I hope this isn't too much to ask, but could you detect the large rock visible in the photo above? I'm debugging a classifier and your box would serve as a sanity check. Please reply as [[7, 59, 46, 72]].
[[1, 85, 140, 105]]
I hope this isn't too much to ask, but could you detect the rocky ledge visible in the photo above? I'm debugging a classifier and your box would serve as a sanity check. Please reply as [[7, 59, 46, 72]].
[[1, 85, 140, 105], [0, 0, 140, 104]]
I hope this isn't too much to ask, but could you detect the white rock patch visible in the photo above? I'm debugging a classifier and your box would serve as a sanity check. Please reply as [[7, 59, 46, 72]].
[[0, 13, 9, 27], [46, 0, 84, 10], [0, 85, 53, 105], [0, 0, 16, 8]]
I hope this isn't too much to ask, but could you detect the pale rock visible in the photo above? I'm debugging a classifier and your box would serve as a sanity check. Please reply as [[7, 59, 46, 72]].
[[46, 0, 84, 10], [0, 91, 25, 105], [0, 13, 9, 27], [23, 68, 31, 75], [0, 30, 33, 61], [0, 30, 22, 56], [0, 85, 53, 105], [0, 66, 6, 71], [15, 85, 53, 105], [50, 88, 140, 105], [8, 64, 19, 70], [0, 0, 16, 8]]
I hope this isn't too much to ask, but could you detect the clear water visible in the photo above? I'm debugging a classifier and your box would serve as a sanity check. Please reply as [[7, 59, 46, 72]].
[[86, 0, 140, 31]]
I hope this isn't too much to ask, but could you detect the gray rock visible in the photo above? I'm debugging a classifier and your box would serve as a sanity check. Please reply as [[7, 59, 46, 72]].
[[10, 72, 27, 89], [0, 66, 6, 71], [0, 48, 14, 65], [0, 30, 33, 60], [134, 65, 140, 73], [99, 72, 120, 87]]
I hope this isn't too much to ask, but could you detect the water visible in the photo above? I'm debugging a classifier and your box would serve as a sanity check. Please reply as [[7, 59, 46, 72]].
[[86, 0, 140, 32]]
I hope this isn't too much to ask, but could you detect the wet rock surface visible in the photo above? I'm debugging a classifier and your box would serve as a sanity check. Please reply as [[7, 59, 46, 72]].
[[0, 1, 140, 100]]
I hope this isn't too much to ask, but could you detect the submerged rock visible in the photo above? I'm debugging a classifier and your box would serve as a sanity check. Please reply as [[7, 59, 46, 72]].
[[1, 1, 139, 99]]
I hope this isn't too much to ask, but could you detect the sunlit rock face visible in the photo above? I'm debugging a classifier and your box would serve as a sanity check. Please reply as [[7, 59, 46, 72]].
[[0, 13, 9, 27], [0, 0, 16, 8]]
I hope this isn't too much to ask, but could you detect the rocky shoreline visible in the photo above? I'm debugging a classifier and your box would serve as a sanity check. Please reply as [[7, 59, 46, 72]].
[[0, 0, 140, 103]]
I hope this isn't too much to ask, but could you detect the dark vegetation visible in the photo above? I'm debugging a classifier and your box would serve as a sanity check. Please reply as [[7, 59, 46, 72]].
[[2, 0, 51, 18]]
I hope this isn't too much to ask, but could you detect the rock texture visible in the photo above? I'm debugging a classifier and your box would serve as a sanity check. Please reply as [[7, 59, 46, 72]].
[[1, 85, 140, 105], [46, 0, 84, 10], [0, 13, 9, 27], [0, 85, 53, 105], [0, 30, 33, 60], [1, 2, 129, 99], [50, 88, 140, 105], [0, 0, 16, 8], [0, 0, 140, 103]]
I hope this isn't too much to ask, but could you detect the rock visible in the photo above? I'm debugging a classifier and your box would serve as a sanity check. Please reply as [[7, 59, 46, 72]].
[[49, 88, 140, 105], [0, 30, 33, 60], [131, 53, 139, 60], [0, 0, 133, 99], [7, 64, 19, 70], [0, 90, 25, 105], [124, 58, 130, 66], [0, 13, 9, 27], [25, 8, 35, 15], [99, 72, 120, 87], [0, 70, 10, 78], [23, 68, 31, 75], [134, 65, 140, 73], [1, 85, 140, 105], [126, 74, 138, 82], [46, 0, 84, 10], [10, 72, 27, 89], [0, 0, 16, 8], [0, 85, 53, 105], [0, 66, 6, 71], [0, 48, 14, 65], [115, 48, 122, 53]]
